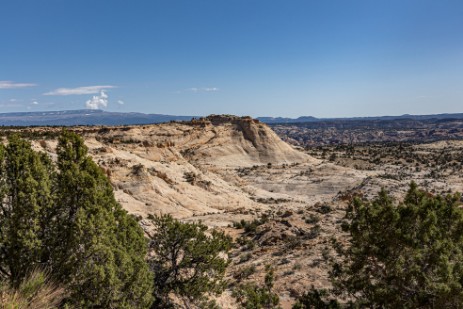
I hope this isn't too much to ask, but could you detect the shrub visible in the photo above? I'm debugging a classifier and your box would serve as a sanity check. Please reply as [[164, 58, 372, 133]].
[[316, 204, 333, 214], [298, 183, 463, 308], [233, 265, 281, 309], [148, 214, 232, 308], [305, 214, 320, 225]]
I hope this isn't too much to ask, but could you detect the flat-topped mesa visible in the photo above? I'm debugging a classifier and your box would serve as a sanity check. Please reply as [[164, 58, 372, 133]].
[[187, 115, 260, 127], [204, 114, 260, 126]]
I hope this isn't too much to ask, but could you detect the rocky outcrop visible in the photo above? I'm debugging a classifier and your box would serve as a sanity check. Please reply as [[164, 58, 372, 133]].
[[186, 115, 314, 167], [22, 115, 317, 219]]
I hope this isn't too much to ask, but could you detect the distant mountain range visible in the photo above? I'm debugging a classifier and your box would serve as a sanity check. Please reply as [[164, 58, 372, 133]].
[[258, 113, 463, 123], [0, 109, 194, 126], [1, 109, 463, 126]]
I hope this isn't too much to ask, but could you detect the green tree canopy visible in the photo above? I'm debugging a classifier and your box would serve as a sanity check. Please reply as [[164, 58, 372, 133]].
[[149, 214, 232, 308], [0, 131, 153, 308], [297, 183, 463, 308], [0, 135, 52, 287]]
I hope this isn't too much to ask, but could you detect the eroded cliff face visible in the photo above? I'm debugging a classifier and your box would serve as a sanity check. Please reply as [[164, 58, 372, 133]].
[[183, 115, 313, 167], [90, 115, 312, 167]]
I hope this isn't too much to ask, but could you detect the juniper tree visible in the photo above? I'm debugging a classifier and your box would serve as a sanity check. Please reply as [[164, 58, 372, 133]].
[[0, 132, 154, 307], [297, 183, 463, 308], [148, 214, 232, 308], [0, 135, 53, 287], [50, 130, 153, 308]]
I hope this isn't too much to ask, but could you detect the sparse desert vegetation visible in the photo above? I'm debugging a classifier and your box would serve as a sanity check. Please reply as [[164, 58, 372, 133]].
[[1, 116, 463, 308]]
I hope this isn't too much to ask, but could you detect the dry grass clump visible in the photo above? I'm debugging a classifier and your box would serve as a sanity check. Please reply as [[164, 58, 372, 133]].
[[0, 271, 66, 309]]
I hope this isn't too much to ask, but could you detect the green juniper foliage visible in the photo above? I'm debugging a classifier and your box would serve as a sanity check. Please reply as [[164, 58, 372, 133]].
[[233, 265, 281, 309], [0, 131, 153, 308], [0, 135, 53, 288], [296, 183, 463, 308], [292, 288, 341, 309], [148, 214, 232, 308]]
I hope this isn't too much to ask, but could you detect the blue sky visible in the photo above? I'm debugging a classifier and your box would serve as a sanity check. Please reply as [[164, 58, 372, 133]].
[[1, 0, 462, 117]]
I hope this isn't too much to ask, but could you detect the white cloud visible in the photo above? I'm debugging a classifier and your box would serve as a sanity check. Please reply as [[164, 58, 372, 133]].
[[32, 101, 39, 105], [203, 87, 219, 92], [117, 100, 124, 105], [0, 81, 37, 89], [187, 87, 220, 93], [86, 91, 108, 110], [44, 85, 116, 96]]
